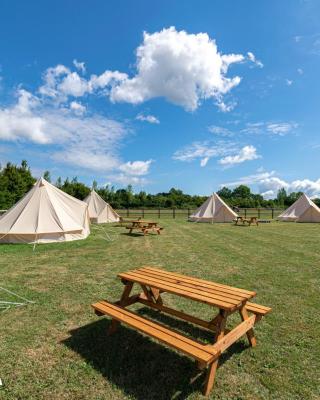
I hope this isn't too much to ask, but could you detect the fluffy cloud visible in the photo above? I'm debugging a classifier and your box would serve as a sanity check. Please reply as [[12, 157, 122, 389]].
[[247, 52, 264, 68], [136, 113, 160, 124], [222, 170, 320, 199], [119, 160, 153, 176], [107, 173, 149, 186], [0, 89, 49, 144], [36, 27, 258, 112], [73, 59, 86, 74], [219, 145, 260, 167], [0, 89, 152, 183], [70, 101, 86, 115], [173, 140, 236, 167], [109, 27, 251, 111]]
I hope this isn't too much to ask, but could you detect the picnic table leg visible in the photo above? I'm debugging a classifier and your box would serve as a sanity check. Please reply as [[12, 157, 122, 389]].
[[239, 305, 256, 347], [108, 281, 133, 335], [203, 309, 228, 396]]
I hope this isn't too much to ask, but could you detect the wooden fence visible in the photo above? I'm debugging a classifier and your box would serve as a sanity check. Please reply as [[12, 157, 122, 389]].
[[115, 208, 284, 220], [0, 208, 284, 219]]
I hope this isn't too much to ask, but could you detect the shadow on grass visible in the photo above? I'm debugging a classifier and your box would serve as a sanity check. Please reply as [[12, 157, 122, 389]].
[[62, 310, 248, 399]]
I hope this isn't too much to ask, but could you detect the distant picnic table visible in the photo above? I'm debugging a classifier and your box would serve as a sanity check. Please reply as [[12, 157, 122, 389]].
[[234, 216, 259, 226], [125, 220, 163, 235], [92, 266, 271, 396]]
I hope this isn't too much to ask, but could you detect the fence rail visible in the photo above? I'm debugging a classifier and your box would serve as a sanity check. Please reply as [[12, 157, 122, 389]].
[[115, 208, 284, 220], [0, 208, 284, 219]]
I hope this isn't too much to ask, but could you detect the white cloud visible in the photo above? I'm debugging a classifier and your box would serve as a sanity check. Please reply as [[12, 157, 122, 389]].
[[109, 27, 248, 111], [266, 122, 297, 136], [247, 52, 264, 68], [73, 59, 86, 74], [0, 89, 49, 144], [219, 145, 260, 167], [0, 88, 153, 183], [136, 113, 160, 124], [242, 121, 298, 136], [208, 125, 233, 137], [70, 101, 86, 115], [119, 160, 152, 176], [89, 70, 128, 91], [58, 72, 89, 97], [173, 140, 236, 167], [107, 173, 149, 186], [36, 27, 257, 112], [297, 68, 303, 75], [286, 79, 293, 86], [222, 170, 320, 199]]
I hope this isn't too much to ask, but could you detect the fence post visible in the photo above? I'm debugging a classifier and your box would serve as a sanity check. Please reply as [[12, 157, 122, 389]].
[[188, 208, 190, 218], [244, 208, 247, 218], [258, 208, 260, 218], [173, 208, 175, 219], [272, 208, 274, 219], [127, 208, 129, 217], [158, 208, 160, 218], [142, 208, 144, 218]]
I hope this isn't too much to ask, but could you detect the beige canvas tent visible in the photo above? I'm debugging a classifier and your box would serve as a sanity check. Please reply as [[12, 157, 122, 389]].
[[0, 178, 90, 244], [277, 193, 320, 222], [84, 190, 120, 223], [189, 192, 238, 222]]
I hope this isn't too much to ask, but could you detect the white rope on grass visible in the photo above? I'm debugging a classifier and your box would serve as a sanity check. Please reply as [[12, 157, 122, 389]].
[[91, 224, 119, 242], [0, 287, 35, 312], [0, 287, 35, 304]]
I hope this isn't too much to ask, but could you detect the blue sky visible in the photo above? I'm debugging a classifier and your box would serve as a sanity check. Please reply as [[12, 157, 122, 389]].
[[0, 0, 320, 197]]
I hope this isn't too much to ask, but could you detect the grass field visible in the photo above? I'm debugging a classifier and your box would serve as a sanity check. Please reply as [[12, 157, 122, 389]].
[[1, 220, 319, 400]]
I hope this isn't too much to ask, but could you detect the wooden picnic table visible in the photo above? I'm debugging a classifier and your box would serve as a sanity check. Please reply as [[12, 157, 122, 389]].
[[92, 266, 271, 396], [126, 220, 163, 235], [235, 216, 259, 226]]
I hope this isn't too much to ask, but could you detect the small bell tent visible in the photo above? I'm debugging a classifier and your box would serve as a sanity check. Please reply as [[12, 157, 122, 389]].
[[0, 178, 90, 243], [189, 193, 238, 223], [277, 193, 320, 222], [84, 190, 120, 223]]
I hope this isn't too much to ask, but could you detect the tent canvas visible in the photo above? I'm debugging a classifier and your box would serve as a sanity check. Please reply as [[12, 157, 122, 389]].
[[189, 193, 238, 223], [277, 193, 320, 222], [84, 190, 120, 223], [0, 178, 90, 243]]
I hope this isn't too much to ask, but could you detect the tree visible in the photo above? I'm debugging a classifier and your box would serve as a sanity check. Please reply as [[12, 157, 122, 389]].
[[232, 185, 251, 199], [43, 170, 51, 182], [217, 187, 232, 199], [92, 180, 98, 190], [277, 188, 287, 206]]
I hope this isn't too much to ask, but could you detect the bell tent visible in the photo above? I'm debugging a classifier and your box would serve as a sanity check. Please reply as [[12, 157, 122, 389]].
[[277, 193, 320, 222], [0, 178, 90, 244], [84, 190, 120, 223], [189, 193, 238, 223]]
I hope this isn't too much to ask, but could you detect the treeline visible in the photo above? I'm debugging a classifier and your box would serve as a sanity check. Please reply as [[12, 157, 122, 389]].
[[1, 160, 319, 210]]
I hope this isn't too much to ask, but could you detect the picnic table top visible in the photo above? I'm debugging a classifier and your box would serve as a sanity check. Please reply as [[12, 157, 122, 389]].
[[118, 266, 256, 312]]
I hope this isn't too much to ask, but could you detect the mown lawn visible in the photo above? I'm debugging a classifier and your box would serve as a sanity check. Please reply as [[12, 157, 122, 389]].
[[0, 220, 319, 400]]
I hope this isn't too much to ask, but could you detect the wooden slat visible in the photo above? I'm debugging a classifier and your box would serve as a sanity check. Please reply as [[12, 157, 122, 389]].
[[125, 270, 242, 306], [118, 271, 239, 311], [136, 268, 247, 302], [139, 266, 256, 298], [209, 315, 256, 354], [92, 301, 218, 363], [127, 270, 242, 306], [246, 302, 272, 315]]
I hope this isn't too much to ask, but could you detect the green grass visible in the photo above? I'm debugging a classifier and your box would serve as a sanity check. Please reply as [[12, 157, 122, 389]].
[[0, 220, 319, 400]]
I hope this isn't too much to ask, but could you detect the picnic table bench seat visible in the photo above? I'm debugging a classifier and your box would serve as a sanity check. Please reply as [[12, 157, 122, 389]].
[[92, 300, 219, 364]]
